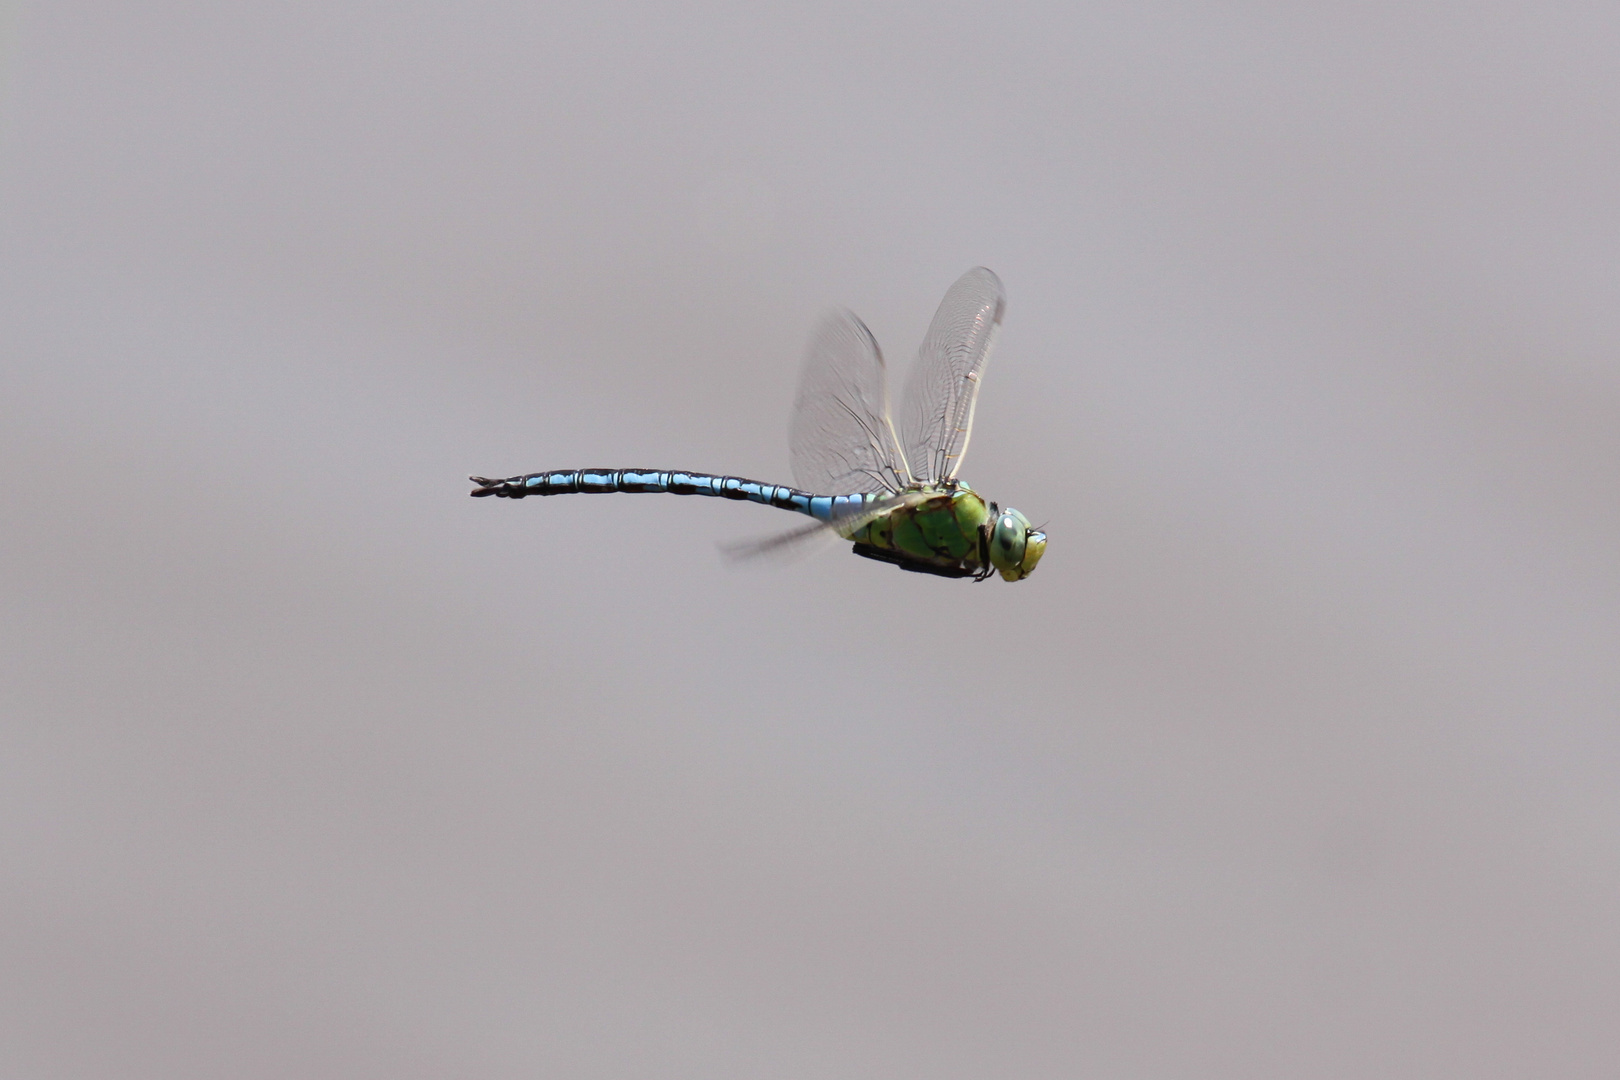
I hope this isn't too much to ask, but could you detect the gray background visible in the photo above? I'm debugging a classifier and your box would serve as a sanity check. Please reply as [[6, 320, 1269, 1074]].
[[3, 2, 1619, 1076]]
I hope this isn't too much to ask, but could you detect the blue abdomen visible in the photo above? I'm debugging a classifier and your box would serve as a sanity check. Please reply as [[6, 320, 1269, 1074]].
[[469, 468, 876, 522]]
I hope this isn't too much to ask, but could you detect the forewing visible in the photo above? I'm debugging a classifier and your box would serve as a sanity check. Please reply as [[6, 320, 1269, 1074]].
[[899, 267, 1006, 483], [789, 311, 911, 495]]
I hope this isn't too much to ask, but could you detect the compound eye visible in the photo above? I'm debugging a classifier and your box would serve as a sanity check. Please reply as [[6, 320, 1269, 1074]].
[[990, 508, 1031, 579]]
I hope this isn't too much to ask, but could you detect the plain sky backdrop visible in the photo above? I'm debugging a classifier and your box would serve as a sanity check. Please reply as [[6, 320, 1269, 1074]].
[[4, 2, 1620, 1076]]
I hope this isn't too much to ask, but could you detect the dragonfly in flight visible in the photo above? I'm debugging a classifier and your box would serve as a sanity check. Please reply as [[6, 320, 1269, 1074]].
[[471, 267, 1045, 581]]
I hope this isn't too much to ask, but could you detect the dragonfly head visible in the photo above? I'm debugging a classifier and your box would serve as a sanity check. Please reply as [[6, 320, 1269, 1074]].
[[990, 507, 1047, 581]]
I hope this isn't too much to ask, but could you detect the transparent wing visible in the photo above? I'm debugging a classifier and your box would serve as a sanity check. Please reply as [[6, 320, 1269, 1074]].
[[789, 311, 912, 496], [899, 267, 1006, 484]]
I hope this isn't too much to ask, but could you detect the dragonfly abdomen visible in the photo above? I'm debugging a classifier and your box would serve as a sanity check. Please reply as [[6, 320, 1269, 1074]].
[[469, 469, 873, 522]]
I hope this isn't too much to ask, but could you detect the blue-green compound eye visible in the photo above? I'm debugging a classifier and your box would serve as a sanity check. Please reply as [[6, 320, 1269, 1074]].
[[991, 507, 1040, 581]]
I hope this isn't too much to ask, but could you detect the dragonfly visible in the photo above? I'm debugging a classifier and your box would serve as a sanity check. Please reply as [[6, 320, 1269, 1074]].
[[471, 267, 1046, 581]]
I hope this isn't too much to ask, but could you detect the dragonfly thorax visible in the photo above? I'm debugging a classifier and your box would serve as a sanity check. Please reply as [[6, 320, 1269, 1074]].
[[837, 482, 1045, 582]]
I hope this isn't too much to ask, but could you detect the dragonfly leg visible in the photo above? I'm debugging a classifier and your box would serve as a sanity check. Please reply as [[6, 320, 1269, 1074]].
[[971, 506, 997, 581], [851, 543, 977, 578]]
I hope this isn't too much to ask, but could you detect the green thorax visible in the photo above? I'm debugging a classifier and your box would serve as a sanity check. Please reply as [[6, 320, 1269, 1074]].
[[843, 483, 992, 573]]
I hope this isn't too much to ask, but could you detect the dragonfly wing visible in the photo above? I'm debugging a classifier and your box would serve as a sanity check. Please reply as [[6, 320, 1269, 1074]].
[[789, 311, 912, 495], [899, 267, 1006, 483]]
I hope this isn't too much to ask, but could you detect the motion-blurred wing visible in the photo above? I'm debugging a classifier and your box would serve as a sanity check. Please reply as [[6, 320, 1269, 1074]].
[[789, 311, 912, 495], [899, 267, 1006, 484]]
